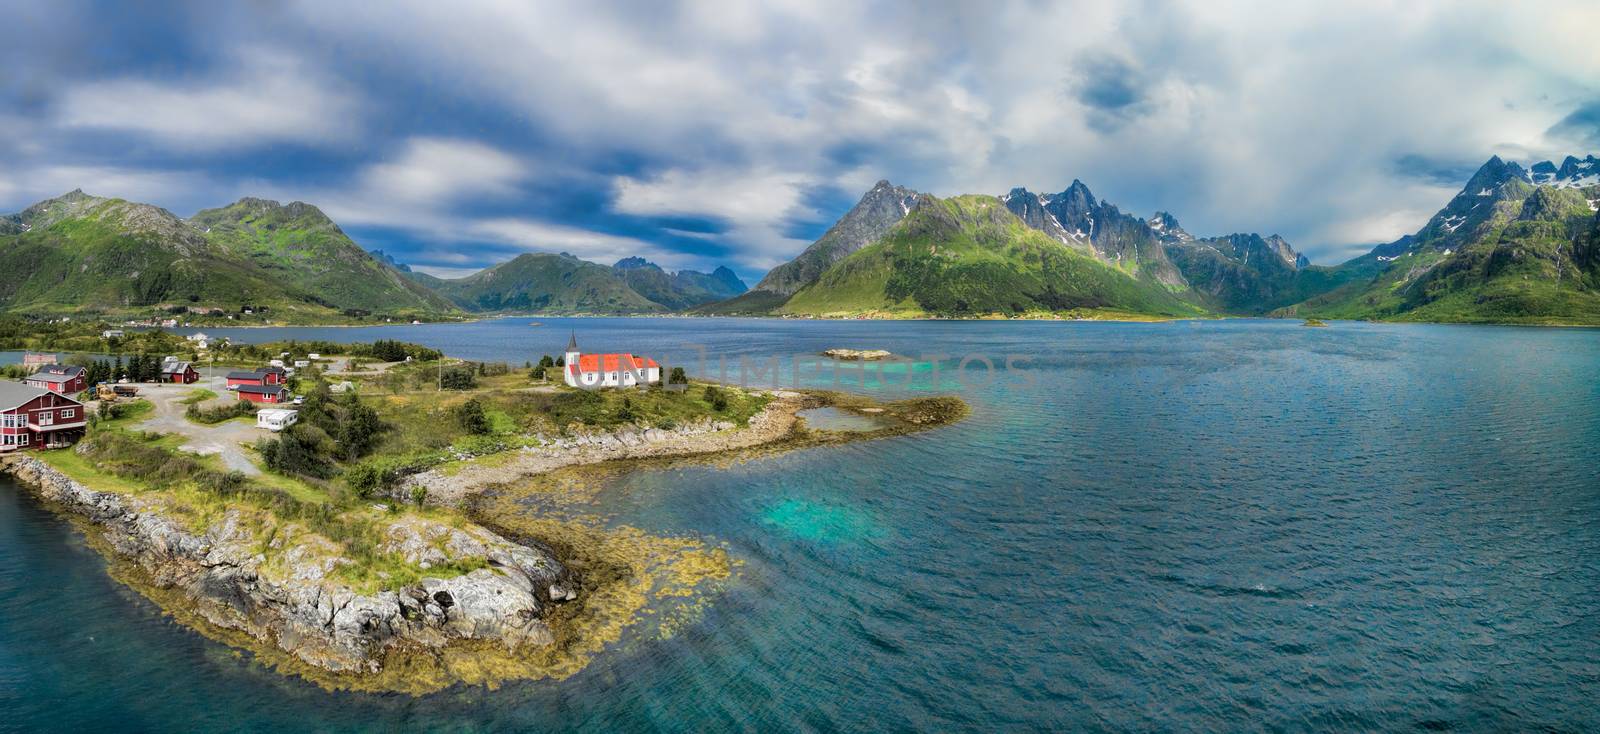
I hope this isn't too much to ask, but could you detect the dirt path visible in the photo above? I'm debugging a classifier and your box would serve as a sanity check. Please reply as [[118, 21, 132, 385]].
[[134, 376, 265, 475]]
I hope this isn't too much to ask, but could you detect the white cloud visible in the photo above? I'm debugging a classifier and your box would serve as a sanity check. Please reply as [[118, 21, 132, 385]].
[[55, 49, 358, 150], [613, 167, 816, 266], [356, 138, 526, 204]]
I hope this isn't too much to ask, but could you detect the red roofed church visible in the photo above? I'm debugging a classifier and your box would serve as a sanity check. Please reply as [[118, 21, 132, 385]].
[[563, 333, 660, 389]]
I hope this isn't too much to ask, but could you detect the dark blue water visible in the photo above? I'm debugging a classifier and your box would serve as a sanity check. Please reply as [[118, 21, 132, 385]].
[[4, 318, 1599, 732]]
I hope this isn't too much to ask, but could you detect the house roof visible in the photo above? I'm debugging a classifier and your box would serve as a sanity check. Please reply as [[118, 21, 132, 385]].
[[26, 372, 80, 384], [226, 371, 264, 380], [569, 353, 659, 374], [163, 362, 193, 373], [0, 381, 82, 410], [259, 365, 287, 374], [236, 384, 287, 396], [32, 364, 84, 377]]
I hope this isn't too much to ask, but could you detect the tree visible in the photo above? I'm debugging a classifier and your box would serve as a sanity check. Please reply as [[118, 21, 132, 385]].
[[259, 424, 336, 479], [668, 367, 689, 385], [336, 398, 384, 460], [455, 398, 491, 435]]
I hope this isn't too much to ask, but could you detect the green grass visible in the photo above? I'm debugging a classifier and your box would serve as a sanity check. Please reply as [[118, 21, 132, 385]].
[[179, 388, 218, 405]]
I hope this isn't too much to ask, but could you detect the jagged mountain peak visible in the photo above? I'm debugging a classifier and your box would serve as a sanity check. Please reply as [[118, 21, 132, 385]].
[[1462, 155, 1531, 194], [749, 179, 926, 296], [1529, 154, 1599, 188], [1148, 211, 1192, 243], [613, 256, 664, 272]]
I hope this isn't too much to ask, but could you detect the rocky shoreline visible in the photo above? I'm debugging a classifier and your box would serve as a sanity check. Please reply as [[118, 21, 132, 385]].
[[0, 452, 574, 686], [406, 390, 820, 506]]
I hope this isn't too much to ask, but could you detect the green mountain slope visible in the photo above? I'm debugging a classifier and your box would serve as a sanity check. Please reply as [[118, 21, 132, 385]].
[[0, 191, 332, 318], [0, 190, 462, 321], [425, 253, 667, 313], [1285, 156, 1600, 324], [780, 195, 1201, 318], [191, 197, 456, 314]]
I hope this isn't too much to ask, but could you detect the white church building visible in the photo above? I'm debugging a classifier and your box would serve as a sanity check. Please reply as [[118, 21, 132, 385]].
[[563, 333, 661, 389]]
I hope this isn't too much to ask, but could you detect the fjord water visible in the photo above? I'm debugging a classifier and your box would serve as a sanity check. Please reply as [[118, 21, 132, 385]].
[[4, 318, 1599, 732]]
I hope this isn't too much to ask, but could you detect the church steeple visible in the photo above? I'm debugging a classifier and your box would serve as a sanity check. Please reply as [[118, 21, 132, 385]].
[[566, 331, 578, 352]]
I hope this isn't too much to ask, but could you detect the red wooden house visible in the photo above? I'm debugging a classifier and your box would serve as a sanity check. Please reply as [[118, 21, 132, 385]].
[[1, 382, 87, 451], [226, 366, 287, 389], [236, 384, 289, 404], [160, 360, 200, 384], [24, 364, 87, 394]]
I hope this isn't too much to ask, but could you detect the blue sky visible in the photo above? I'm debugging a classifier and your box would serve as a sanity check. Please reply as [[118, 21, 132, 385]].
[[1, 1, 1597, 281]]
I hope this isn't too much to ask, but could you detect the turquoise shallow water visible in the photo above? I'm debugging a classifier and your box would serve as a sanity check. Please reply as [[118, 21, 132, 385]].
[[3, 318, 1600, 732]]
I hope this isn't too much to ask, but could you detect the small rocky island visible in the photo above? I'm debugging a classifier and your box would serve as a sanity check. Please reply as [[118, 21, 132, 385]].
[[821, 348, 893, 361]]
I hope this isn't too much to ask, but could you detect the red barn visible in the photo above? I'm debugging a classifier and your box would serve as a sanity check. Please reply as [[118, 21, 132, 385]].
[[236, 384, 289, 404], [160, 360, 200, 384], [1, 382, 87, 451], [24, 364, 87, 394]]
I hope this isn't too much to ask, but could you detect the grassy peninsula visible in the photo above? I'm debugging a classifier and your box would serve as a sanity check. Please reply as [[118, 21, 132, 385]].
[[2, 338, 967, 693]]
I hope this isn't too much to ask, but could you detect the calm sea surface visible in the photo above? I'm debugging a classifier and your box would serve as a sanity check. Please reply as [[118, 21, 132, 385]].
[[3, 318, 1599, 732]]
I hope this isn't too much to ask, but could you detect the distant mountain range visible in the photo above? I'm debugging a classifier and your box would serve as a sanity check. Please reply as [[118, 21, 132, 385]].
[[698, 154, 1600, 324], [0, 191, 746, 319], [406, 253, 746, 313], [2, 153, 1595, 324]]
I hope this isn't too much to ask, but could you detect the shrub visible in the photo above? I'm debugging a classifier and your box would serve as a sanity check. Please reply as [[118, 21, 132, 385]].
[[668, 367, 688, 385], [344, 463, 382, 499], [455, 398, 491, 435], [440, 366, 477, 390], [704, 385, 729, 412]]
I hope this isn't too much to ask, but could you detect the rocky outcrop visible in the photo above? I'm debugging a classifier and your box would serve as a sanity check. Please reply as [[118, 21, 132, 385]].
[[0, 453, 569, 678], [821, 348, 892, 361]]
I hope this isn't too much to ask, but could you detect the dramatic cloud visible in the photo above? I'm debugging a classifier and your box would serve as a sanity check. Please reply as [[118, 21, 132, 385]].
[[3, 0, 1598, 276], [54, 50, 359, 150]]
